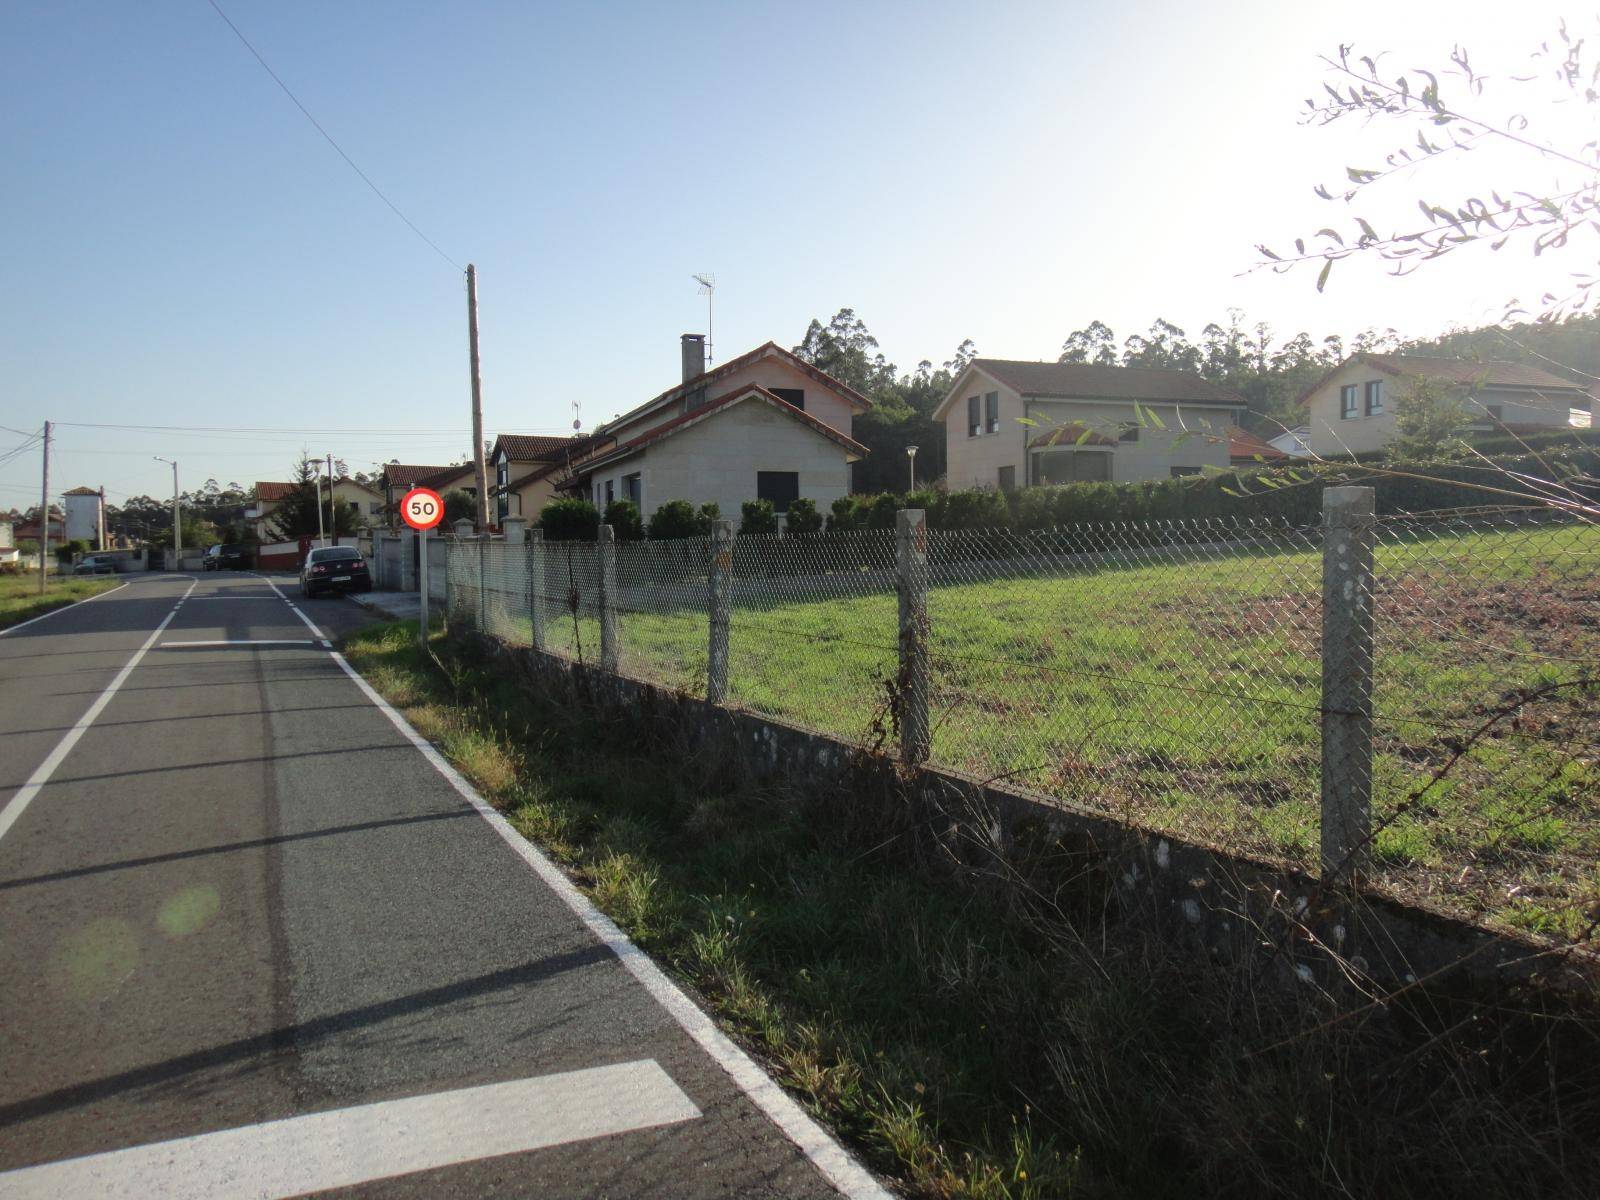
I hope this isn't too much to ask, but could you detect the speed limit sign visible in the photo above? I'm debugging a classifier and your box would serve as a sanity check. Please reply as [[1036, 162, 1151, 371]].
[[400, 487, 445, 531]]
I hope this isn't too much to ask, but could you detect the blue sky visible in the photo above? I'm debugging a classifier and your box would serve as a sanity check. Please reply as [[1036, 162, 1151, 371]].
[[0, 0, 1577, 507]]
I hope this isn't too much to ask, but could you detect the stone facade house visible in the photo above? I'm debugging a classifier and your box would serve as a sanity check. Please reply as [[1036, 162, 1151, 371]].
[[935, 360, 1245, 489]]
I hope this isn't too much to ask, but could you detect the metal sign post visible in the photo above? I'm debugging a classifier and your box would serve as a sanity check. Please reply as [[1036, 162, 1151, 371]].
[[399, 487, 445, 652]]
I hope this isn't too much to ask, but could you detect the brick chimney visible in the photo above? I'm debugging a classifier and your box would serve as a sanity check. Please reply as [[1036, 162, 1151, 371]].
[[681, 334, 706, 383]]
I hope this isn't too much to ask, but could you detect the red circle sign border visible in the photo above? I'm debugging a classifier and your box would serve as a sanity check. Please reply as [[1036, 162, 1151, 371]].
[[399, 487, 446, 531]]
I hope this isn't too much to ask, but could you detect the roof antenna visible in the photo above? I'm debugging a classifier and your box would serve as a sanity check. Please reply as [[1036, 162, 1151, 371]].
[[571, 398, 582, 433], [692, 273, 715, 365]]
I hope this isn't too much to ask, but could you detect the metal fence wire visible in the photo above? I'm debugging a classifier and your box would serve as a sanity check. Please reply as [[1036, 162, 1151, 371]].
[[444, 508, 1599, 935]]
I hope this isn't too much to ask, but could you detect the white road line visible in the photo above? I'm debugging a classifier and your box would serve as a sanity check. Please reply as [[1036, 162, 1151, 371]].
[[254, 573, 333, 648], [326, 649, 893, 1199], [160, 639, 318, 647], [0, 581, 129, 638], [0, 1060, 699, 1200], [178, 596, 285, 601], [0, 580, 198, 847]]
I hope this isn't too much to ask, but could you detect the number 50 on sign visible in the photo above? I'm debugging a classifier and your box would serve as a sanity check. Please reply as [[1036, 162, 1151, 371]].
[[400, 487, 445, 532]]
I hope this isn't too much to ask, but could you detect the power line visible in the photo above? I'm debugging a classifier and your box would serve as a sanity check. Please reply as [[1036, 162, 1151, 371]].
[[203, 0, 464, 274], [53, 421, 569, 434]]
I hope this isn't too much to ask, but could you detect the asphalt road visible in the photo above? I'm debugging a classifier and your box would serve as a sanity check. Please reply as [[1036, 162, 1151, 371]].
[[0, 573, 883, 1199]]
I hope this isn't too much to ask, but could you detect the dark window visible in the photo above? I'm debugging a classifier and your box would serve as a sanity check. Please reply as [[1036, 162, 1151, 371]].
[[1170, 465, 1201, 477], [967, 395, 981, 437], [771, 387, 805, 411], [1034, 452, 1111, 485], [1485, 403, 1503, 422], [756, 471, 800, 513], [985, 391, 1000, 434], [623, 473, 642, 506], [1119, 424, 1140, 442], [998, 465, 1016, 492], [1364, 380, 1383, 415], [1340, 385, 1358, 419], [604, 479, 615, 505]]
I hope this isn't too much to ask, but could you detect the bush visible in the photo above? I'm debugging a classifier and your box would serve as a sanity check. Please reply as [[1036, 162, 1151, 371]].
[[604, 499, 643, 541], [827, 495, 860, 533], [866, 493, 900, 530], [740, 499, 777, 536], [941, 488, 1009, 530], [56, 538, 90, 564], [538, 498, 600, 541], [647, 500, 698, 540], [695, 502, 722, 534], [785, 497, 823, 534]]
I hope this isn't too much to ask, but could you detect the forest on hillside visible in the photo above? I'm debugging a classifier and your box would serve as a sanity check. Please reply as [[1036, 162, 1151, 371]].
[[791, 309, 1598, 493]]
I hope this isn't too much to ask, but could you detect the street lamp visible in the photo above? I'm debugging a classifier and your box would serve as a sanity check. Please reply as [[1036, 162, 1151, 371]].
[[153, 457, 179, 565], [906, 444, 919, 493]]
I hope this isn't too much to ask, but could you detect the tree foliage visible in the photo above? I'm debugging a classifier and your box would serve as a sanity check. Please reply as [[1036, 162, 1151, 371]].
[[1387, 375, 1474, 461], [267, 457, 359, 540], [1259, 22, 1600, 321]]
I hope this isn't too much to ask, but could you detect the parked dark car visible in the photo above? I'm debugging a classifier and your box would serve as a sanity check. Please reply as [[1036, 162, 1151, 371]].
[[300, 546, 371, 598], [73, 553, 118, 575], [202, 543, 253, 571]]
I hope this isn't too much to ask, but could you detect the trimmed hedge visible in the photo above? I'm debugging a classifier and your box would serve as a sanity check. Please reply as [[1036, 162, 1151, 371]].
[[537, 498, 600, 541], [604, 499, 643, 541]]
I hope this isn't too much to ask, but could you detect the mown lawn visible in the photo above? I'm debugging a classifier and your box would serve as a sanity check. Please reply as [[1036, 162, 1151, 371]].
[[0, 572, 121, 631], [479, 523, 1600, 933]]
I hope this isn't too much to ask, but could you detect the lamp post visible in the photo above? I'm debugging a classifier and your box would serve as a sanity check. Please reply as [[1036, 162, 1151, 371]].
[[906, 444, 919, 493], [153, 457, 179, 566]]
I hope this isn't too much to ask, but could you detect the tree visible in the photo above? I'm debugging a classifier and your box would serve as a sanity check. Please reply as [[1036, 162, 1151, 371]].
[[1387, 375, 1474, 460], [268, 457, 359, 540], [1059, 321, 1118, 365], [1259, 22, 1600, 321], [792, 308, 898, 396], [1121, 318, 1201, 372], [443, 490, 475, 524]]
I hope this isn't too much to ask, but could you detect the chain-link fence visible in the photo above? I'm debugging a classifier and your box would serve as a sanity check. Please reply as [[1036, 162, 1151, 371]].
[[443, 503, 1599, 935]]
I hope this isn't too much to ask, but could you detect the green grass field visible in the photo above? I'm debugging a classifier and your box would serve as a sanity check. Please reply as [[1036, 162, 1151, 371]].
[[474, 523, 1600, 934], [0, 572, 121, 631]]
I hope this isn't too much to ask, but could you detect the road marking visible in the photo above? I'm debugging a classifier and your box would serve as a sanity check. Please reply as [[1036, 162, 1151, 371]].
[[0, 580, 198, 847], [160, 639, 317, 647], [0, 1059, 699, 1199], [326, 648, 893, 1199], [178, 596, 285, 601], [254, 574, 333, 648], [0, 582, 129, 638]]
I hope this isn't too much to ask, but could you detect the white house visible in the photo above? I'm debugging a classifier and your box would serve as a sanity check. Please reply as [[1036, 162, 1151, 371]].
[[934, 360, 1246, 489], [1298, 354, 1590, 457], [557, 336, 871, 520]]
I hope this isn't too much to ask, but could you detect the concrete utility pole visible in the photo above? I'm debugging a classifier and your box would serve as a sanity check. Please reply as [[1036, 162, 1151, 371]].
[[327, 452, 336, 542], [38, 420, 49, 595], [154, 456, 179, 567], [466, 263, 489, 530], [313, 460, 325, 545]]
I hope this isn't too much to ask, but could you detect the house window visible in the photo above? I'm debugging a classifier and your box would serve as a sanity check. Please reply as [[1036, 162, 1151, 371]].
[[1032, 451, 1112, 485], [1364, 380, 1383, 416], [998, 466, 1016, 492], [1340, 385, 1358, 419], [1119, 424, 1140, 442], [985, 391, 999, 434], [623, 472, 642, 507], [967, 395, 981, 437], [771, 387, 805, 411], [604, 479, 615, 505], [1170, 465, 1201, 477], [1485, 403, 1503, 423], [756, 470, 800, 513]]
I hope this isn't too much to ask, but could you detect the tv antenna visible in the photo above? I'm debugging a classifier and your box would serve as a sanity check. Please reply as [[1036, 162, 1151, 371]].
[[692, 273, 715, 365], [571, 398, 582, 433]]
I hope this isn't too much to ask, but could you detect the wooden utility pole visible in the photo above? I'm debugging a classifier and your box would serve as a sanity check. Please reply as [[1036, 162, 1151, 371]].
[[327, 451, 336, 541], [38, 420, 50, 595], [466, 263, 489, 530]]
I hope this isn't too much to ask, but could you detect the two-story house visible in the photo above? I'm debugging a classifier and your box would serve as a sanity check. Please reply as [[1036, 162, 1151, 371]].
[[557, 336, 871, 519], [489, 434, 604, 524], [935, 360, 1245, 489], [1299, 354, 1590, 456]]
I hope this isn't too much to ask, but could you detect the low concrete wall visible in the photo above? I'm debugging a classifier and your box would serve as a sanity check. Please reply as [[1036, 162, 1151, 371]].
[[455, 626, 1600, 1003]]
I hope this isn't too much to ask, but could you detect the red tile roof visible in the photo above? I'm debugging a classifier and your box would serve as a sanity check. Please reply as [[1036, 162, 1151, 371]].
[[254, 481, 297, 502], [491, 434, 577, 462], [1228, 426, 1288, 462], [1026, 424, 1119, 449], [380, 464, 454, 489], [950, 361, 1245, 414]]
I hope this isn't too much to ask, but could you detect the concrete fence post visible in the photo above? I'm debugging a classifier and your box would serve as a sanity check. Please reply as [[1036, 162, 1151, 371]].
[[477, 533, 488, 634], [528, 529, 546, 651], [598, 524, 619, 672], [707, 520, 734, 705], [896, 508, 931, 765], [1321, 485, 1376, 883]]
